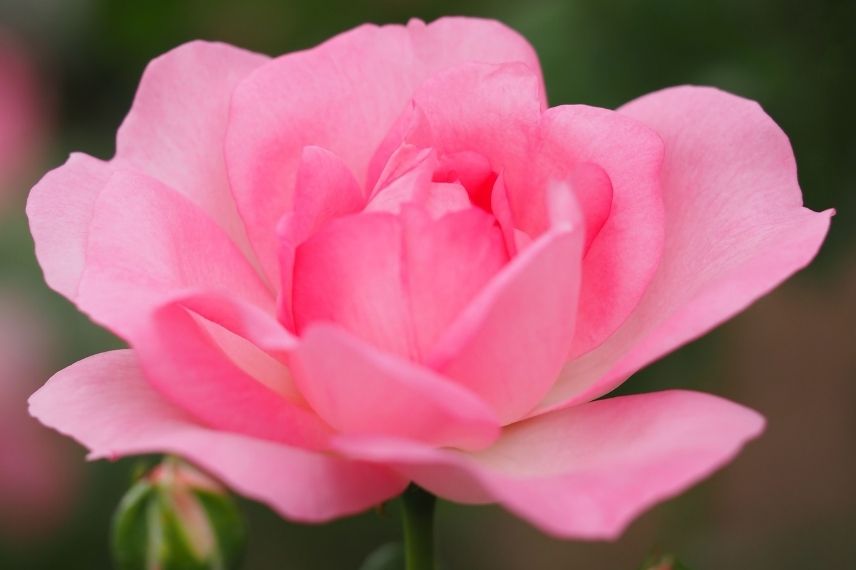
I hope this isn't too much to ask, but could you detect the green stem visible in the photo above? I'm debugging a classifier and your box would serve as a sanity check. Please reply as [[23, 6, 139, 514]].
[[401, 485, 436, 570]]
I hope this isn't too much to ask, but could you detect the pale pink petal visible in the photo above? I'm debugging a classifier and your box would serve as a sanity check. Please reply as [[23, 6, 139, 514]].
[[226, 17, 542, 280], [288, 146, 365, 236], [403, 62, 544, 177], [115, 41, 269, 254], [132, 299, 331, 449], [335, 390, 764, 539], [427, 184, 584, 422], [29, 350, 405, 522], [292, 207, 508, 360], [537, 105, 665, 358], [364, 148, 438, 215], [538, 87, 833, 413], [174, 291, 297, 362], [75, 167, 273, 338], [26, 153, 112, 298], [291, 324, 500, 450]]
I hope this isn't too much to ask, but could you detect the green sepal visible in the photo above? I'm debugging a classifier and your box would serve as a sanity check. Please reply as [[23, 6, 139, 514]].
[[111, 458, 247, 570], [111, 479, 156, 570], [193, 488, 247, 569]]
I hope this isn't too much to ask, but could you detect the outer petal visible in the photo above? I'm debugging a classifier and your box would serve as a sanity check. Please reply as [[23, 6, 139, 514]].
[[134, 297, 332, 450], [427, 184, 584, 423], [538, 87, 833, 412], [29, 350, 405, 522], [291, 324, 500, 451], [115, 41, 269, 255], [537, 105, 665, 358], [226, 17, 542, 280], [27, 42, 270, 304], [75, 167, 273, 338], [26, 153, 112, 298], [335, 390, 764, 539]]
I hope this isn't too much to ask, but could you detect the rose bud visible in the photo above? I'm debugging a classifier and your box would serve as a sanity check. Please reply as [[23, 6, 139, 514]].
[[111, 457, 246, 570]]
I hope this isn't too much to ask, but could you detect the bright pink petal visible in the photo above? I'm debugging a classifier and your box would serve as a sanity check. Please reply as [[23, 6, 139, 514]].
[[26, 153, 112, 298], [539, 87, 833, 413], [537, 105, 665, 358], [335, 390, 764, 539], [133, 298, 331, 449], [427, 184, 584, 422], [292, 207, 508, 360], [29, 350, 405, 522], [291, 212, 412, 356], [74, 167, 273, 338], [226, 17, 542, 281], [291, 324, 500, 450], [401, 207, 509, 355], [115, 41, 269, 254], [278, 146, 364, 329]]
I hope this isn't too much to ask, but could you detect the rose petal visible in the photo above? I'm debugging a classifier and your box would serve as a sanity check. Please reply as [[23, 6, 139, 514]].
[[278, 146, 364, 329], [292, 207, 508, 360], [537, 105, 665, 358], [226, 17, 542, 282], [29, 350, 405, 522], [26, 153, 112, 298], [133, 298, 331, 449], [115, 41, 269, 256], [404, 61, 544, 175], [427, 183, 584, 422], [335, 390, 764, 539], [75, 167, 273, 338], [538, 86, 833, 413], [291, 324, 500, 450]]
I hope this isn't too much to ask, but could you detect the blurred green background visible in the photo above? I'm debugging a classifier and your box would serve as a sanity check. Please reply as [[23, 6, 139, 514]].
[[0, 0, 852, 568]]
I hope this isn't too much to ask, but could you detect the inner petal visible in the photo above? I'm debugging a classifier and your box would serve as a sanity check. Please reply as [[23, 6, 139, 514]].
[[291, 206, 508, 361]]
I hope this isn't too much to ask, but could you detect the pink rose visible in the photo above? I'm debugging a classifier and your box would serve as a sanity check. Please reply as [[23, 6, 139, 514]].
[[27, 18, 831, 539]]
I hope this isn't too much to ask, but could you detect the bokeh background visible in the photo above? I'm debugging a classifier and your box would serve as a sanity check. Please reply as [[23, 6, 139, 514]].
[[0, 0, 852, 568]]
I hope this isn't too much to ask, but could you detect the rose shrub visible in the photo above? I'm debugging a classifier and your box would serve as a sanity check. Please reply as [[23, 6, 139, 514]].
[[28, 17, 831, 539]]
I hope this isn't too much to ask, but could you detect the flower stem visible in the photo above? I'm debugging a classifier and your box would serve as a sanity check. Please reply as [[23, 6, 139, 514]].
[[401, 484, 436, 570]]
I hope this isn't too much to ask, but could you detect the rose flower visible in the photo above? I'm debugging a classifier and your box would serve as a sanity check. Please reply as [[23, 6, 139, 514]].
[[27, 18, 830, 539]]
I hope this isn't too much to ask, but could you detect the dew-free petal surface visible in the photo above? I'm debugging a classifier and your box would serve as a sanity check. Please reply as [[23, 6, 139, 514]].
[[29, 350, 405, 522], [335, 390, 764, 539], [226, 17, 542, 280], [292, 324, 500, 451], [115, 41, 269, 253], [538, 87, 832, 413]]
